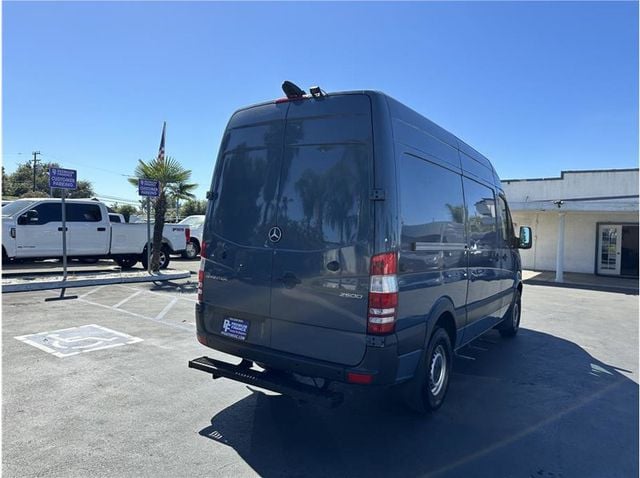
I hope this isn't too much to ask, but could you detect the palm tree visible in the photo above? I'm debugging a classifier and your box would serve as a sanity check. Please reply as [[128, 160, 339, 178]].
[[128, 156, 195, 271], [168, 180, 197, 221]]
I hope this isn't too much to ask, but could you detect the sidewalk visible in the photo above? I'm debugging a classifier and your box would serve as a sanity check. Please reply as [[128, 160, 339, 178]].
[[523, 270, 639, 295]]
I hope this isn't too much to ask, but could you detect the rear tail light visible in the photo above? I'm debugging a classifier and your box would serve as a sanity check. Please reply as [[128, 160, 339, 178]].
[[197, 241, 207, 303], [185, 227, 191, 243], [197, 266, 204, 303], [368, 252, 398, 335]]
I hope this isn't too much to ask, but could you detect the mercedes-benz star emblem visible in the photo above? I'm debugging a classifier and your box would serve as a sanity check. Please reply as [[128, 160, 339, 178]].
[[268, 226, 282, 243]]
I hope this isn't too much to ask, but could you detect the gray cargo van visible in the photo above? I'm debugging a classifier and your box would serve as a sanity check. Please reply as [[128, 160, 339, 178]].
[[190, 86, 532, 412]]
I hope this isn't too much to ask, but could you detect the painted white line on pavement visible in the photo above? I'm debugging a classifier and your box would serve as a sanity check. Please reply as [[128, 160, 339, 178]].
[[79, 286, 104, 299], [155, 297, 179, 320], [77, 297, 193, 332], [112, 290, 143, 308]]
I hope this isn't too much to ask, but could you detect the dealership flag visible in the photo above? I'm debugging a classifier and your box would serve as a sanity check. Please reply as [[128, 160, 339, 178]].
[[157, 121, 166, 163]]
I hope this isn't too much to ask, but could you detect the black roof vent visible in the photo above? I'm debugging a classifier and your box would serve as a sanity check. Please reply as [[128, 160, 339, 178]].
[[282, 80, 306, 99]]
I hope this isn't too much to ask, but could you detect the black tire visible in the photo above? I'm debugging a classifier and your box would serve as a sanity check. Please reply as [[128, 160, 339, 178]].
[[79, 258, 99, 264], [115, 257, 138, 270], [181, 239, 200, 260], [402, 326, 453, 414], [499, 290, 521, 338], [142, 245, 171, 270]]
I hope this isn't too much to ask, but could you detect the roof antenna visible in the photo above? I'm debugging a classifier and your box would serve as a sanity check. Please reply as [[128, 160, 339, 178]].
[[282, 81, 306, 99]]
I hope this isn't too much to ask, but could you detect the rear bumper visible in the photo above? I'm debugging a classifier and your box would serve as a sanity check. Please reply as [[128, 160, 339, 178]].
[[195, 303, 402, 386]]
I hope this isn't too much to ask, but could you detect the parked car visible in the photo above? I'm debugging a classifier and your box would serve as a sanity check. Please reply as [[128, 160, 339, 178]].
[[177, 215, 205, 259], [108, 213, 126, 223], [190, 88, 532, 413], [2, 198, 190, 269]]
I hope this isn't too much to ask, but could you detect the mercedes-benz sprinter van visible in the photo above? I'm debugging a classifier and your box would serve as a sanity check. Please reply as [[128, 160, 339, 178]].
[[190, 88, 532, 412]]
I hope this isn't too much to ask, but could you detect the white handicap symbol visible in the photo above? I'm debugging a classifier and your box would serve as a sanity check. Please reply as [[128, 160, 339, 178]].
[[47, 334, 119, 350]]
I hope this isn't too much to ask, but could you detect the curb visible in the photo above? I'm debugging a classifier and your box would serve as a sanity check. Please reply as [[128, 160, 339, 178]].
[[524, 278, 639, 295], [2, 270, 192, 293]]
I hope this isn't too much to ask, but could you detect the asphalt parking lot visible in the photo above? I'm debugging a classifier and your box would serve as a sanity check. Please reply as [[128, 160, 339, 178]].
[[2, 268, 638, 478]]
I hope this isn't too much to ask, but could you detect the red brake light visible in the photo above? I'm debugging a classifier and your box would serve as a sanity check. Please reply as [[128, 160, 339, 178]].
[[185, 227, 191, 243], [347, 372, 373, 384], [370, 252, 397, 275]]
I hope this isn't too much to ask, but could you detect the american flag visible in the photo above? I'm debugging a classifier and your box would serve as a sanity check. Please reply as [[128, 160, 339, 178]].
[[157, 121, 166, 162]]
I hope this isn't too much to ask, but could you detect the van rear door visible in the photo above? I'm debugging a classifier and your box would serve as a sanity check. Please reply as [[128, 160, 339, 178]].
[[268, 95, 374, 366], [202, 103, 286, 349]]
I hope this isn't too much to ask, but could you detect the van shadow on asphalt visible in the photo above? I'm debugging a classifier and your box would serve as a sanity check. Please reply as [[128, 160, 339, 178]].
[[198, 329, 639, 478]]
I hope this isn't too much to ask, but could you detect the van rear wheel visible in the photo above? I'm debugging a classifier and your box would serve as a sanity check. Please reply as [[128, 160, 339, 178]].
[[499, 290, 521, 338], [402, 326, 452, 414]]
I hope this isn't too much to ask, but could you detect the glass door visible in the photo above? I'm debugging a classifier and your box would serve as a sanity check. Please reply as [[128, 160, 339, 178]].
[[597, 224, 622, 275]]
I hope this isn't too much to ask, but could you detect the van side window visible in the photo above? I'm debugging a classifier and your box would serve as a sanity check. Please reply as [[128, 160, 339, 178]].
[[463, 178, 498, 250], [399, 154, 466, 250], [67, 204, 103, 222], [497, 195, 514, 247], [28, 203, 62, 225]]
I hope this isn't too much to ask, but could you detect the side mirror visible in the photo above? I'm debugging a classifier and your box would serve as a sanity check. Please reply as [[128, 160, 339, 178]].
[[518, 226, 532, 249], [18, 210, 39, 225]]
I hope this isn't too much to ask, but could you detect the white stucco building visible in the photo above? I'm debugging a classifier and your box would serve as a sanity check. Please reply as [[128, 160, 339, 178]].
[[502, 168, 639, 279]]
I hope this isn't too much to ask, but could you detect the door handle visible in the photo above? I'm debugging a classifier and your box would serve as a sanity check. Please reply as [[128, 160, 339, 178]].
[[57, 227, 68, 232], [97, 227, 106, 231]]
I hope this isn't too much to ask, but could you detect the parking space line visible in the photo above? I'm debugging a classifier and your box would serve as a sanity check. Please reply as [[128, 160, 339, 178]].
[[112, 290, 143, 308], [79, 286, 104, 298], [118, 284, 197, 303], [77, 297, 193, 332], [155, 297, 178, 320]]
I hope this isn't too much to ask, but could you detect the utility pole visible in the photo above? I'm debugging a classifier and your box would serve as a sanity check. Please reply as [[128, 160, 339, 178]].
[[31, 151, 41, 192]]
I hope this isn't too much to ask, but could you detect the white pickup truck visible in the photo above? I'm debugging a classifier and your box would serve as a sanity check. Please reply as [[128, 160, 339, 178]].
[[2, 198, 190, 269], [177, 214, 205, 259]]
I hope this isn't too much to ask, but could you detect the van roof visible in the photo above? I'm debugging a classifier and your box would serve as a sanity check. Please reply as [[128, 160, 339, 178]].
[[234, 89, 499, 182]]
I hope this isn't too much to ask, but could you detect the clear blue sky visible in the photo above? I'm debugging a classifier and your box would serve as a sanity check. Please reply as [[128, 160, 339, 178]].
[[3, 1, 638, 204]]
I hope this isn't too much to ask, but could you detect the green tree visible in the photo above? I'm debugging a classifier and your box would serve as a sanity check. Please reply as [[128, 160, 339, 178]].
[[168, 180, 197, 220], [3, 161, 94, 198], [111, 203, 139, 222], [128, 156, 195, 271], [181, 199, 207, 216]]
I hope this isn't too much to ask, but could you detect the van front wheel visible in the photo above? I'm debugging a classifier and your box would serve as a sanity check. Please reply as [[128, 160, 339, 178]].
[[402, 326, 452, 414]]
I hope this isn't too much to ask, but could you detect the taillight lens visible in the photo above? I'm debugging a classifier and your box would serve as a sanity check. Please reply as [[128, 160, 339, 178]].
[[368, 252, 398, 335], [197, 267, 204, 303], [185, 227, 191, 243]]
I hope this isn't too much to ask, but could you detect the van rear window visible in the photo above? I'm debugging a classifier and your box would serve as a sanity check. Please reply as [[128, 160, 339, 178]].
[[276, 143, 370, 250], [210, 147, 281, 247]]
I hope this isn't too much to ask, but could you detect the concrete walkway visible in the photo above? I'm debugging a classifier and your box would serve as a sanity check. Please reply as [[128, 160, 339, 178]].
[[523, 270, 638, 294]]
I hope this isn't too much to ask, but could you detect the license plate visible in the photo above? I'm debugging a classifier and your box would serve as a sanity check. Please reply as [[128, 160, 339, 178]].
[[220, 317, 250, 341]]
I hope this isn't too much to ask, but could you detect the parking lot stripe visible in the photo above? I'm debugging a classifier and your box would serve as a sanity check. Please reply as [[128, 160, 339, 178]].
[[79, 286, 103, 298], [154, 297, 178, 320], [112, 290, 143, 308], [77, 297, 193, 332]]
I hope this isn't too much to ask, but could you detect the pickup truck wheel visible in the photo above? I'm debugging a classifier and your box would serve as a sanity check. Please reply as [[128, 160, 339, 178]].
[[499, 290, 521, 338], [182, 239, 200, 260], [141, 246, 171, 270], [402, 326, 452, 414], [159, 245, 171, 269], [116, 258, 138, 270]]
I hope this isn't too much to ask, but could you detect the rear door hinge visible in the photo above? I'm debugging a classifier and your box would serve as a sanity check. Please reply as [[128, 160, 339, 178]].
[[370, 189, 385, 201]]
